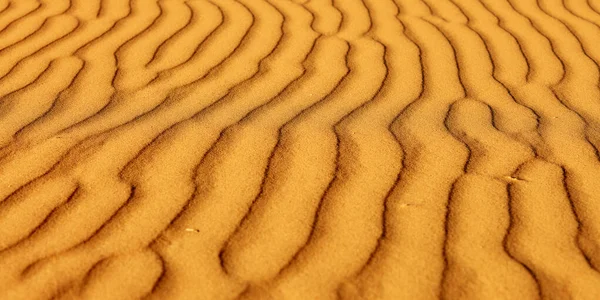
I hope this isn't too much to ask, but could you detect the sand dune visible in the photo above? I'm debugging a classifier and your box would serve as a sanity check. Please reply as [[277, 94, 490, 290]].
[[1, 0, 600, 299]]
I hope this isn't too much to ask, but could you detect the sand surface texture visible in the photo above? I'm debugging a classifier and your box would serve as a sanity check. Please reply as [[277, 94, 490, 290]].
[[1, 0, 600, 299]]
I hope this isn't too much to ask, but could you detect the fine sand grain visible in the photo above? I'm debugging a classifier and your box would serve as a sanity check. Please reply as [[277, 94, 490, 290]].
[[1, 0, 600, 299]]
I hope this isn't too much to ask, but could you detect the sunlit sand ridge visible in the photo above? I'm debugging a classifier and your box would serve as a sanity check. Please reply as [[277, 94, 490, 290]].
[[1, 0, 600, 299]]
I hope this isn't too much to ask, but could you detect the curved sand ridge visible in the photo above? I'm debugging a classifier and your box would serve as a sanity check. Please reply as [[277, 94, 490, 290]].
[[1, 0, 600, 299]]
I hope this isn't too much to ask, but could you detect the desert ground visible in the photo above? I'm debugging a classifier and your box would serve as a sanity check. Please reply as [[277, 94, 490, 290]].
[[1, 0, 600, 299]]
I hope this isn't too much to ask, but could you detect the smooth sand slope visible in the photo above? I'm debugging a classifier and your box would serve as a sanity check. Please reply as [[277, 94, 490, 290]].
[[1, 0, 600, 299]]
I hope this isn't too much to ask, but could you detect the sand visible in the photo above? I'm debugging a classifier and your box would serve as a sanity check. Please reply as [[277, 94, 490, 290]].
[[1, 0, 600, 299]]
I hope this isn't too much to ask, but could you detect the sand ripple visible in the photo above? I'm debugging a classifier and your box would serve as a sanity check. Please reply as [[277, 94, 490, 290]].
[[1, 0, 600, 299]]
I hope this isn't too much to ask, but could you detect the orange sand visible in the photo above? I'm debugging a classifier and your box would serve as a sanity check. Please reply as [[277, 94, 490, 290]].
[[1, 0, 600, 299]]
